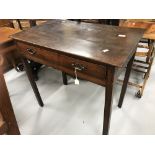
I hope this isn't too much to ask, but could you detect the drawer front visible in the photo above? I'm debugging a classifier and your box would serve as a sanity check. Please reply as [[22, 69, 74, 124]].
[[17, 41, 107, 86], [17, 42, 59, 68], [59, 54, 106, 82]]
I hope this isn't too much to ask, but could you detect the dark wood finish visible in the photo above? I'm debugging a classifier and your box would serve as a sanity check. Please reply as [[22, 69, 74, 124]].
[[11, 20, 144, 134], [29, 20, 37, 27], [0, 112, 7, 134], [0, 120, 7, 134], [12, 20, 144, 68], [22, 58, 44, 107], [0, 58, 20, 134], [118, 54, 135, 108], [103, 65, 115, 135], [16, 20, 23, 30], [16, 41, 107, 86], [62, 72, 68, 85], [15, 20, 44, 80]]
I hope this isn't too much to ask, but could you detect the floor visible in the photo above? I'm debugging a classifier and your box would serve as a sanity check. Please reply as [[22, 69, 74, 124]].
[[4, 60, 155, 135]]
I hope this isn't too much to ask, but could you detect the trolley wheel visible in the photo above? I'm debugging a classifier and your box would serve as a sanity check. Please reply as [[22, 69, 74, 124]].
[[135, 90, 142, 98]]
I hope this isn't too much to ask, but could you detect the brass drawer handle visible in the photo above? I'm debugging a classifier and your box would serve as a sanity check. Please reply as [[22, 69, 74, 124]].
[[71, 63, 86, 71], [26, 48, 36, 55]]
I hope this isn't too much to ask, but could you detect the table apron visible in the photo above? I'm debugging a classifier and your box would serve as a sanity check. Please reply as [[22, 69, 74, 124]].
[[16, 41, 107, 86]]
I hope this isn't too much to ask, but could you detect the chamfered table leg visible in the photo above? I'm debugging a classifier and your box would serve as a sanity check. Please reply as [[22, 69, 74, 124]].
[[22, 58, 44, 107], [118, 54, 135, 108], [62, 72, 68, 85], [102, 66, 115, 135]]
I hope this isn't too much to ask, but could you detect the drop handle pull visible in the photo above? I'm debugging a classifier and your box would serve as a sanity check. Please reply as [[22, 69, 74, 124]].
[[71, 63, 86, 71], [26, 48, 36, 55]]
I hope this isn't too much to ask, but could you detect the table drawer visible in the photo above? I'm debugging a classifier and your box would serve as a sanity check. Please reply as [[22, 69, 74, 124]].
[[17, 41, 107, 86], [59, 54, 106, 82], [16, 42, 59, 67]]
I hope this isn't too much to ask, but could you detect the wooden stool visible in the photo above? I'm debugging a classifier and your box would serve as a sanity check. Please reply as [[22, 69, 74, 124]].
[[118, 20, 155, 101]]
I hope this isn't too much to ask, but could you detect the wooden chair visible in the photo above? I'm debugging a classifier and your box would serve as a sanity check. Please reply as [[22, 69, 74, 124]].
[[118, 20, 155, 98], [0, 56, 20, 135], [0, 23, 21, 73], [14, 19, 47, 30], [0, 20, 14, 28], [0, 20, 17, 72]]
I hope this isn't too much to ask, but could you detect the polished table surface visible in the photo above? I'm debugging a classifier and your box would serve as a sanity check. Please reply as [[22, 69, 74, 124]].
[[12, 20, 144, 67], [11, 20, 144, 134]]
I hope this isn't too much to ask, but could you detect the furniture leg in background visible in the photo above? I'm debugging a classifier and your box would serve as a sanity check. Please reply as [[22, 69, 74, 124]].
[[0, 56, 20, 135]]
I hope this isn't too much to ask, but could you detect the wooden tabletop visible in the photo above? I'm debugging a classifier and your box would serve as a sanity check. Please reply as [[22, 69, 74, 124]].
[[0, 27, 21, 45], [11, 20, 144, 67]]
